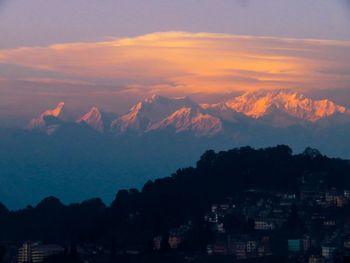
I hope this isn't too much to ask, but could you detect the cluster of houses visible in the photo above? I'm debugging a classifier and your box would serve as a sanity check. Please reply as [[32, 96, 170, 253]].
[[202, 185, 350, 262], [150, 182, 350, 262], [4, 180, 350, 262]]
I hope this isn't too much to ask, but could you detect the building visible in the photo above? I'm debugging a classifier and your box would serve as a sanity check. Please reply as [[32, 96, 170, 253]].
[[335, 195, 347, 207], [18, 242, 64, 263], [208, 241, 228, 255], [302, 235, 311, 252], [300, 183, 325, 204], [325, 188, 345, 207], [18, 242, 31, 263], [344, 235, 350, 250], [153, 236, 162, 250], [254, 219, 275, 231], [227, 235, 267, 260], [288, 239, 301, 253], [321, 244, 337, 259], [309, 255, 325, 263], [167, 223, 190, 249], [344, 190, 350, 199], [231, 240, 248, 259]]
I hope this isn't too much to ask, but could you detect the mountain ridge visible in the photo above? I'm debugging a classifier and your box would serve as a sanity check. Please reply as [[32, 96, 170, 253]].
[[204, 90, 349, 122], [26, 90, 350, 136], [77, 106, 105, 133], [27, 101, 66, 134], [147, 106, 223, 136]]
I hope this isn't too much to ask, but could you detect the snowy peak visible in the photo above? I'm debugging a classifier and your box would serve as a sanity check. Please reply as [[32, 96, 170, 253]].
[[44, 101, 65, 118], [78, 107, 104, 133], [27, 102, 66, 133], [25, 91, 350, 137], [142, 94, 168, 104], [132, 94, 199, 120], [110, 94, 199, 134], [223, 90, 349, 122], [147, 107, 222, 136]]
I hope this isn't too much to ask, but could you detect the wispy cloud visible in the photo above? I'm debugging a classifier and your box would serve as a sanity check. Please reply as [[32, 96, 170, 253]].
[[0, 32, 350, 97]]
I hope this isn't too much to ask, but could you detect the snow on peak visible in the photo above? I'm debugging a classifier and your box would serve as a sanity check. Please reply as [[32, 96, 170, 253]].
[[143, 94, 164, 104], [27, 102, 66, 131], [78, 107, 104, 133], [111, 94, 199, 134], [224, 90, 349, 122], [43, 101, 65, 118], [25, 90, 350, 136], [147, 107, 222, 136]]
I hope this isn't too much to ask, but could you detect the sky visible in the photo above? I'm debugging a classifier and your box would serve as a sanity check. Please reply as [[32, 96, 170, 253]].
[[0, 0, 350, 125]]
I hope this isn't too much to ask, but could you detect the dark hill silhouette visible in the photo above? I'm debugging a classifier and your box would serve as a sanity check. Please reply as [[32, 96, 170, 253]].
[[0, 145, 349, 247]]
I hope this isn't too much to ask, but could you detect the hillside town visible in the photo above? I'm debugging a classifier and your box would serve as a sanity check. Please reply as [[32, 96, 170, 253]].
[[2, 178, 350, 263]]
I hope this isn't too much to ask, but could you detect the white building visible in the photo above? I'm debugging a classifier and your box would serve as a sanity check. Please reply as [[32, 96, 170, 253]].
[[321, 245, 337, 259], [18, 242, 64, 263], [254, 220, 275, 231]]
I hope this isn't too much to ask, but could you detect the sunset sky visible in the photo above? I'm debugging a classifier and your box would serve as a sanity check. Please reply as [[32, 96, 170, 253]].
[[1, 0, 350, 125]]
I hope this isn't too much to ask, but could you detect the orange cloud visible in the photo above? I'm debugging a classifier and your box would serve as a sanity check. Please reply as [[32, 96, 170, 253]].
[[0, 32, 349, 95]]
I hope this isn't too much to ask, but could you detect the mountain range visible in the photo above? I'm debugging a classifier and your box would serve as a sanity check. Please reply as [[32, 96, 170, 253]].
[[27, 90, 350, 136], [1, 90, 350, 209]]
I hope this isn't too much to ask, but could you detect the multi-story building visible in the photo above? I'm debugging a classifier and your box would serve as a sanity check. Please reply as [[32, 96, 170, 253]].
[[153, 236, 162, 250], [18, 242, 64, 263], [227, 235, 269, 259], [325, 188, 345, 207], [254, 219, 275, 231], [321, 244, 337, 259], [18, 242, 31, 263]]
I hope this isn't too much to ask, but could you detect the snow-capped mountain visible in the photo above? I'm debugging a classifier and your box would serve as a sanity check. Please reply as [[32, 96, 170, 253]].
[[147, 107, 222, 136], [110, 95, 199, 134], [77, 107, 119, 133], [16, 91, 350, 210], [210, 90, 350, 122], [27, 102, 67, 134], [26, 90, 350, 137], [77, 107, 105, 133]]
